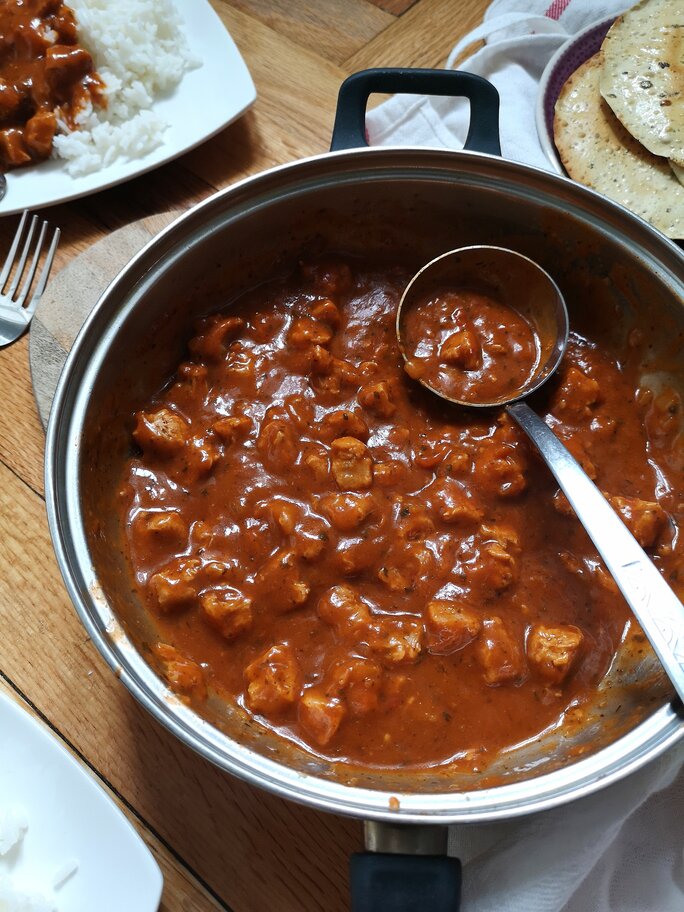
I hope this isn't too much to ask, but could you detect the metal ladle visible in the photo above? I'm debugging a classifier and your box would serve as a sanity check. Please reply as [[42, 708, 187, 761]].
[[397, 245, 684, 704]]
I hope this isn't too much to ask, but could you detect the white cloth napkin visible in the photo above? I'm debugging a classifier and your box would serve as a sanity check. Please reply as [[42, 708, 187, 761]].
[[451, 743, 684, 912], [366, 0, 628, 170], [366, 2, 684, 909]]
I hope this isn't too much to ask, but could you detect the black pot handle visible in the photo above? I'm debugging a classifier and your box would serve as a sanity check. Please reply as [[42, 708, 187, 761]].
[[350, 823, 461, 911], [330, 67, 501, 156], [350, 853, 462, 911]]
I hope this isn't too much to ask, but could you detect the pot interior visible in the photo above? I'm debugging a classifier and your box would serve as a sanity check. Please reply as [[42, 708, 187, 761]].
[[62, 149, 684, 811]]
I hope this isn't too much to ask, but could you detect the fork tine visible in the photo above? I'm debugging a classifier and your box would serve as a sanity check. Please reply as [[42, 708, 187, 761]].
[[0, 209, 29, 290], [6, 214, 38, 300], [24, 226, 60, 321], [16, 219, 48, 308]]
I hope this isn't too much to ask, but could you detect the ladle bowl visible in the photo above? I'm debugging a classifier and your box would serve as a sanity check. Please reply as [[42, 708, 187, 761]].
[[396, 245, 569, 408]]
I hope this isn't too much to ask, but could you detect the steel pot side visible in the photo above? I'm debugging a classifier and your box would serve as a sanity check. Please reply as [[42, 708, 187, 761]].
[[45, 146, 684, 824]]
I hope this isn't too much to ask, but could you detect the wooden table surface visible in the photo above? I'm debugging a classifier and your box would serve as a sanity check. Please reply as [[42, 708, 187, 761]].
[[0, 2, 488, 909]]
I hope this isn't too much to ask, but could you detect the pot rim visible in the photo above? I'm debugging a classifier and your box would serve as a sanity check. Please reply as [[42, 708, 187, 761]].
[[45, 145, 684, 824]]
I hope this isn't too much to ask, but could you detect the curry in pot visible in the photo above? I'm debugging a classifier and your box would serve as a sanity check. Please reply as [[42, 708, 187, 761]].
[[119, 257, 683, 770]]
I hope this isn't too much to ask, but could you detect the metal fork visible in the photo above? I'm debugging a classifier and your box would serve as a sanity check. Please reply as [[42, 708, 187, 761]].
[[0, 210, 60, 347]]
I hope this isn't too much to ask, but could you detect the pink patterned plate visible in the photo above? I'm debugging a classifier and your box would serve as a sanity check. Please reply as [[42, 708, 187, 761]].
[[535, 16, 617, 174]]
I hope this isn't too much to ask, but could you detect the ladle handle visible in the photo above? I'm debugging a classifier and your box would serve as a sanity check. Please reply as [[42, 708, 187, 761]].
[[330, 68, 501, 155], [508, 401, 684, 704]]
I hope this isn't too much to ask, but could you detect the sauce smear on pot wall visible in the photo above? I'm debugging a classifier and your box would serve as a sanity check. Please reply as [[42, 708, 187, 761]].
[[118, 256, 683, 771]]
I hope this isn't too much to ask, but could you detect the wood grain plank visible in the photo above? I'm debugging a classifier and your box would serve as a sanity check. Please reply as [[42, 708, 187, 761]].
[[0, 678, 228, 912], [343, 0, 487, 72], [0, 462, 359, 911], [0, 171, 216, 496], [216, 0, 392, 65], [368, 0, 419, 14], [203, 5, 347, 171], [0, 335, 44, 495], [0, 206, 111, 496]]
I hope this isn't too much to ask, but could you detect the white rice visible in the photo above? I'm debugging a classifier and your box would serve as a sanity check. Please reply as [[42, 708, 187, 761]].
[[0, 880, 56, 912], [0, 808, 78, 912], [52, 0, 200, 176]]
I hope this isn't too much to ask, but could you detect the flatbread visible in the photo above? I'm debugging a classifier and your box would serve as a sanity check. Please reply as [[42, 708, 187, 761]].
[[599, 0, 684, 168], [554, 52, 683, 239], [671, 161, 684, 185]]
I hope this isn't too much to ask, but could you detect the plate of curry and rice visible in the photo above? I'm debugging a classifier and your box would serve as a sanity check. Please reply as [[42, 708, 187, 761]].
[[536, 0, 683, 240], [0, 0, 256, 216]]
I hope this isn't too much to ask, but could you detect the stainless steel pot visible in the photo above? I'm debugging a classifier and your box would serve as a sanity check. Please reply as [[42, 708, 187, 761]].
[[45, 70, 684, 909]]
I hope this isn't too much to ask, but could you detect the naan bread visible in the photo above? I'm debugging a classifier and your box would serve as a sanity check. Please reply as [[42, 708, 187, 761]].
[[554, 52, 683, 239], [671, 161, 684, 185], [599, 0, 683, 168]]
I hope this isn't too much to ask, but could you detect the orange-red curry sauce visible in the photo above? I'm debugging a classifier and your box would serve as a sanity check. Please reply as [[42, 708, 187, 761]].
[[403, 288, 540, 403], [119, 257, 683, 770], [0, 0, 103, 170]]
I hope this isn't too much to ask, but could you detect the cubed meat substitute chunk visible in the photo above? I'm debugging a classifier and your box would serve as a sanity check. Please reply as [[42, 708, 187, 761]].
[[425, 600, 482, 655], [212, 413, 252, 443], [434, 481, 483, 525], [552, 366, 601, 420], [0, 80, 21, 119], [330, 437, 373, 490], [293, 516, 329, 562], [254, 549, 310, 613], [370, 618, 423, 665], [138, 511, 187, 544], [607, 494, 667, 548], [154, 644, 206, 701], [396, 502, 435, 541], [133, 408, 189, 457], [309, 299, 341, 326], [320, 409, 369, 442], [24, 110, 56, 159], [474, 442, 527, 498], [320, 492, 374, 531], [440, 329, 480, 370], [244, 644, 302, 714], [45, 44, 92, 81], [317, 585, 371, 636], [257, 419, 298, 471], [302, 445, 329, 482], [148, 558, 201, 614], [263, 499, 300, 535], [288, 316, 333, 348], [476, 617, 524, 685], [0, 128, 30, 167], [188, 315, 244, 361], [358, 381, 396, 418], [377, 544, 433, 594], [329, 658, 383, 717], [469, 526, 519, 594], [201, 588, 253, 641], [309, 344, 333, 375], [183, 435, 220, 481], [526, 624, 584, 683], [298, 688, 346, 745]]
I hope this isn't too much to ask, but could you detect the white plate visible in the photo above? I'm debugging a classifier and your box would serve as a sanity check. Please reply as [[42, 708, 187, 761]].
[[0, 690, 163, 911], [0, 0, 256, 216]]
